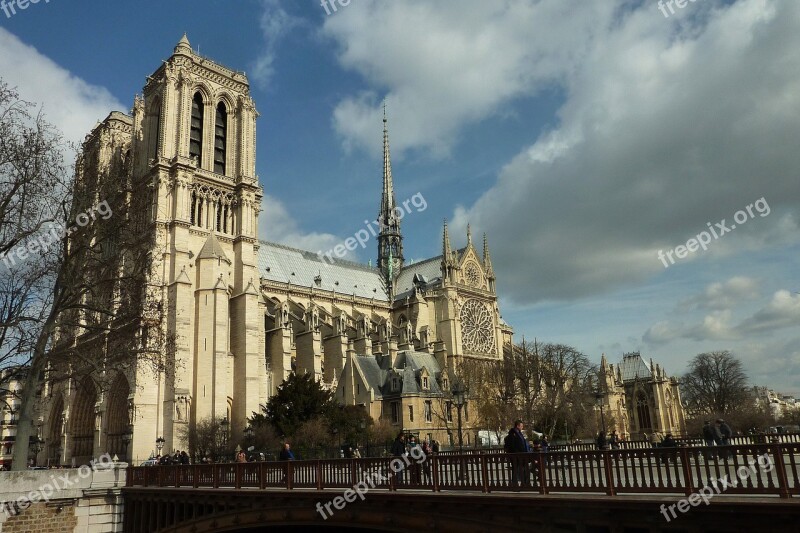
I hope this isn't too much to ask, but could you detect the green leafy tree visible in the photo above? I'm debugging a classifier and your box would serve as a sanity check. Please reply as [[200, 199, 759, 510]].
[[329, 404, 373, 446], [251, 372, 335, 437]]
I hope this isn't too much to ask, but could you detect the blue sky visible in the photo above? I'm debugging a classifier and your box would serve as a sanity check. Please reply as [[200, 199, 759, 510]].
[[1, 0, 798, 393]]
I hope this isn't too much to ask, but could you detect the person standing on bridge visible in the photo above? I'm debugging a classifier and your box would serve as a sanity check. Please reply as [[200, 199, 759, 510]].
[[716, 419, 732, 460], [702, 421, 718, 461], [390, 432, 407, 484], [505, 420, 531, 490], [279, 442, 295, 483]]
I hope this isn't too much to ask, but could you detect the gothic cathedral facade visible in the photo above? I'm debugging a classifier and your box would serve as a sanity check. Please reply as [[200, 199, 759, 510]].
[[41, 37, 513, 464]]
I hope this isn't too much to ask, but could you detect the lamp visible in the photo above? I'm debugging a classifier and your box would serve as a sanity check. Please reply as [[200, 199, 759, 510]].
[[156, 436, 165, 454], [451, 380, 468, 455], [121, 427, 133, 462], [594, 391, 607, 434]]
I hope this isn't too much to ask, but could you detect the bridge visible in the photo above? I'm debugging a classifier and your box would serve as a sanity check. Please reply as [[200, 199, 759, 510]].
[[124, 442, 800, 532]]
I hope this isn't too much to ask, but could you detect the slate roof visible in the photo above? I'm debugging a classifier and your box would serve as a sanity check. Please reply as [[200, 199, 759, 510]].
[[352, 355, 388, 399], [394, 256, 443, 295], [257, 241, 389, 301], [618, 352, 652, 382], [353, 350, 444, 397]]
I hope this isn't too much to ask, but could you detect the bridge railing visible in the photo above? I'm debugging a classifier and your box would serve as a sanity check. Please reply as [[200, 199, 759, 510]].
[[126, 443, 798, 498]]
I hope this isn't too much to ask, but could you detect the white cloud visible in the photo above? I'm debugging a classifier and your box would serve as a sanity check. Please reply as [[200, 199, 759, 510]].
[[644, 285, 800, 344], [679, 276, 760, 311], [739, 290, 800, 334], [449, 0, 800, 303], [0, 27, 124, 145], [321, 0, 613, 157], [251, 0, 303, 88], [258, 195, 352, 258]]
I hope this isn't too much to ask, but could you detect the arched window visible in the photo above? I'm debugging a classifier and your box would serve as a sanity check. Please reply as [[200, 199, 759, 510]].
[[636, 391, 652, 431], [190, 191, 197, 226], [190, 93, 204, 163], [147, 97, 161, 161], [214, 102, 227, 174]]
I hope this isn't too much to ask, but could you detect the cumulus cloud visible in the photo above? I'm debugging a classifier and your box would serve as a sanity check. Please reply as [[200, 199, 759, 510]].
[[644, 285, 800, 344], [0, 27, 124, 145], [320, 0, 800, 304], [739, 290, 800, 334], [679, 276, 760, 311], [321, 0, 612, 157]]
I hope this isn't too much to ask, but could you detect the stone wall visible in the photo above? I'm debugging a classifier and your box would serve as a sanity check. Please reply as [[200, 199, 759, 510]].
[[0, 460, 126, 533]]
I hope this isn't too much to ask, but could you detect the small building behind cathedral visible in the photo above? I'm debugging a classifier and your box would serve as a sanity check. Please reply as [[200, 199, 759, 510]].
[[596, 352, 686, 440]]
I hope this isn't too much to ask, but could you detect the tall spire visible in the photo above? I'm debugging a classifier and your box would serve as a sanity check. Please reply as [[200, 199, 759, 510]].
[[442, 220, 452, 263], [483, 233, 494, 277], [441, 219, 454, 283], [377, 102, 403, 286]]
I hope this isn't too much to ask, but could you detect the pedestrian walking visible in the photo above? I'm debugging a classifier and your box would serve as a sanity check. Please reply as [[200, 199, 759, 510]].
[[702, 421, 717, 460], [659, 433, 677, 464], [596, 431, 609, 451], [504, 420, 531, 490], [390, 432, 407, 484], [609, 431, 620, 450], [716, 419, 732, 459], [279, 442, 295, 483], [421, 440, 432, 483]]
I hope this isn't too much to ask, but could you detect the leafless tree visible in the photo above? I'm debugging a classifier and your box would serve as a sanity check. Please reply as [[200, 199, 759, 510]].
[[534, 343, 596, 439], [177, 416, 232, 462], [1, 80, 173, 470], [459, 356, 518, 444], [681, 351, 750, 417]]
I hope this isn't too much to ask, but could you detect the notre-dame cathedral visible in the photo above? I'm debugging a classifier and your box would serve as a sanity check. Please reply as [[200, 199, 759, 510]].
[[41, 36, 513, 464]]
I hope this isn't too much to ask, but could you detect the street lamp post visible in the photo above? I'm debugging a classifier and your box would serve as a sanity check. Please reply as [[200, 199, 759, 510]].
[[219, 418, 229, 462], [594, 391, 607, 434], [359, 420, 367, 456], [121, 427, 133, 463], [451, 381, 467, 455], [156, 436, 165, 457], [30, 437, 43, 467], [333, 428, 341, 457]]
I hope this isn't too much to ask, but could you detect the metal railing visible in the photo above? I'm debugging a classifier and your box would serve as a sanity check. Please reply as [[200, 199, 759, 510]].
[[127, 442, 798, 498]]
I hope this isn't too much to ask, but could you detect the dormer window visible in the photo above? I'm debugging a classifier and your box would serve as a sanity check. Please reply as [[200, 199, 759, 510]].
[[422, 377, 429, 390], [392, 377, 400, 391]]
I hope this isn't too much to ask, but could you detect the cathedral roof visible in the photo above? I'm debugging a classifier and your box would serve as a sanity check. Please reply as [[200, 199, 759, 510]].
[[394, 255, 443, 294], [617, 352, 653, 382], [257, 241, 390, 301]]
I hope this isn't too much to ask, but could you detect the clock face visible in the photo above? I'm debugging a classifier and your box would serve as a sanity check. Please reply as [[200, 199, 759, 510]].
[[459, 299, 495, 354], [464, 262, 482, 288]]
